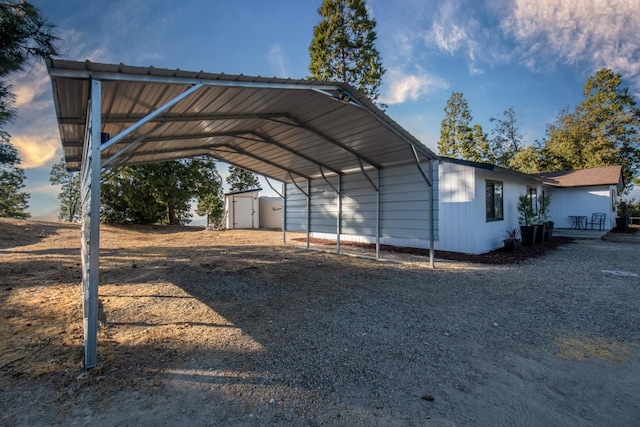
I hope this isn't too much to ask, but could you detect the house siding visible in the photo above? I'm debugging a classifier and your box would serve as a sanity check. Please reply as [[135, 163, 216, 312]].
[[545, 185, 616, 229], [284, 162, 438, 248], [436, 161, 540, 254]]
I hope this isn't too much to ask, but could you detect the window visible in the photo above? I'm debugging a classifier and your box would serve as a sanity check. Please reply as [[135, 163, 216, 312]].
[[528, 187, 538, 214], [486, 180, 504, 221]]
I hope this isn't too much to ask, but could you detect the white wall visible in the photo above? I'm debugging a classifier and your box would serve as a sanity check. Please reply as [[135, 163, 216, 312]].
[[546, 185, 616, 229], [259, 197, 283, 229], [436, 161, 540, 254]]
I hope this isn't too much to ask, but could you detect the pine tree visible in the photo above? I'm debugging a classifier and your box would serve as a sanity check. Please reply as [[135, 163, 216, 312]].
[[0, 136, 28, 218], [438, 92, 490, 162], [0, 0, 58, 128], [489, 106, 525, 168], [542, 69, 640, 189], [226, 166, 260, 193], [49, 158, 81, 222], [0, 1, 58, 218], [309, 0, 385, 106]]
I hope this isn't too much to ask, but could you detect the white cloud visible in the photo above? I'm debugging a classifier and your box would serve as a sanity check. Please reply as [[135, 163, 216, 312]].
[[381, 68, 448, 105], [9, 61, 51, 109], [502, 0, 640, 82], [11, 135, 59, 169], [267, 43, 289, 78]]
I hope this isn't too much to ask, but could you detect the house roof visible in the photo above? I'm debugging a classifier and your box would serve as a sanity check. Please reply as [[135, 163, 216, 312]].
[[534, 165, 623, 189], [440, 157, 541, 182], [46, 59, 438, 183]]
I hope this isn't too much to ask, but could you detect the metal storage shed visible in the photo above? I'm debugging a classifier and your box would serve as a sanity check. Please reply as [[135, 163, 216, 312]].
[[46, 59, 439, 368]]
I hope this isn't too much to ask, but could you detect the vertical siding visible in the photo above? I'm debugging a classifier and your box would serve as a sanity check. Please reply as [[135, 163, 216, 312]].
[[474, 170, 531, 254], [436, 162, 476, 253], [436, 162, 540, 254], [285, 183, 308, 231], [547, 186, 615, 229], [284, 162, 437, 248], [310, 177, 339, 234]]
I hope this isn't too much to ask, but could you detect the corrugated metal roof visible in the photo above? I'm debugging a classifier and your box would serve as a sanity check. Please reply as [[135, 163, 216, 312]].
[[46, 59, 438, 183], [535, 165, 623, 189]]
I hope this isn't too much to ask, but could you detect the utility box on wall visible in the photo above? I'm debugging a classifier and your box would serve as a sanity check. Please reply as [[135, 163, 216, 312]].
[[224, 189, 261, 229]]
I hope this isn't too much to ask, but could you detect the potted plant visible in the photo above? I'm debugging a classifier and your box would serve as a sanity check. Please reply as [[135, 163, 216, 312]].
[[503, 228, 521, 252], [537, 193, 553, 242], [616, 201, 630, 231], [517, 194, 537, 246]]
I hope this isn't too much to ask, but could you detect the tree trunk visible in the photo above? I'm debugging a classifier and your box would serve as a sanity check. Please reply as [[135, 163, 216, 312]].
[[167, 205, 179, 225]]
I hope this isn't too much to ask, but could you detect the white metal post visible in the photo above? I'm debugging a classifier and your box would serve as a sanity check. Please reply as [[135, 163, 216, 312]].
[[306, 179, 311, 249], [376, 169, 381, 258], [337, 175, 342, 254], [81, 78, 101, 369], [429, 160, 436, 268], [282, 183, 287, 246]]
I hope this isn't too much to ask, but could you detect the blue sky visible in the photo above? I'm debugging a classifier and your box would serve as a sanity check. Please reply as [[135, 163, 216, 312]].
[[8, 0, 640, 220]]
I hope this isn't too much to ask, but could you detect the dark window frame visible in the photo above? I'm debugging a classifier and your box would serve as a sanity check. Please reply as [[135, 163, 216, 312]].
[[486, 180, 504, 222]]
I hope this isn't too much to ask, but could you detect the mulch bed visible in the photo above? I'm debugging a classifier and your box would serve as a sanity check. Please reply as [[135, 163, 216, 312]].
[[293, 236, 576, 265]]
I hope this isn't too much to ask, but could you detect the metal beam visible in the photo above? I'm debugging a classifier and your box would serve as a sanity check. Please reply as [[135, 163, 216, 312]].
[[220, 143, 312, 181], [101, 121, 165, 169], [48, 64, 344, 92], [249, 131, 341, 176], [283, 114, 382, 170], [100, 83, 204, 153], [59, 112, 294, 125]]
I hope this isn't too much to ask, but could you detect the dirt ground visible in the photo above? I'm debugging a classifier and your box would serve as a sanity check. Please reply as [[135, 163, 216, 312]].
[[1, 218, 639, 426]]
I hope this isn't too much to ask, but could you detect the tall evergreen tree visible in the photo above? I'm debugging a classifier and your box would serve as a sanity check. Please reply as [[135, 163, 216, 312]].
[[0, 0, 58, 218], [438, 92, 490, 162], [226, 166, 260, 193], [542, 69, 640, 189], [49, 158, 81, 222], [0, 136, 28, 218], [309, 0, 385, 106], [0, 0, 58, 126], [489, 106, 525, 168]]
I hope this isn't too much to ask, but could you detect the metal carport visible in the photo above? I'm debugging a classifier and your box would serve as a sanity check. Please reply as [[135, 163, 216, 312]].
[[46, 59, 439, 368]]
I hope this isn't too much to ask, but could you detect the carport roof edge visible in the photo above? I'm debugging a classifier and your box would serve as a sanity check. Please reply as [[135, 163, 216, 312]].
[[47, 59, 438, 182]]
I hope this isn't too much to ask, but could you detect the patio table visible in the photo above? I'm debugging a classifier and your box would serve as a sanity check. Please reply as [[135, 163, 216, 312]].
[[569, 215, 587, 230]]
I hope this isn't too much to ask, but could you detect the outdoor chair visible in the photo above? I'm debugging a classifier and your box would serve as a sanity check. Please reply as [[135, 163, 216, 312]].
[[586, 213, 606, 230]]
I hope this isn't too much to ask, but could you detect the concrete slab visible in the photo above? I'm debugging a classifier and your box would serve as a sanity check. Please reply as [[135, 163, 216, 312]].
[[553, 228, 609, 239]]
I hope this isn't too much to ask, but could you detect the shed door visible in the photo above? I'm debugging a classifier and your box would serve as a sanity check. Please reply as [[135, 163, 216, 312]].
[[233, 196, 254, 229]]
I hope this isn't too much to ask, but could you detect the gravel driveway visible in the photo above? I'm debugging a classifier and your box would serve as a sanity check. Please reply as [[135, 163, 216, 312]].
[[1, 222, 639, 426]]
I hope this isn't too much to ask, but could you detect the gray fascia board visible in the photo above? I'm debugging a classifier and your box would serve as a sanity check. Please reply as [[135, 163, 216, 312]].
[[49, 66, 343, 92]]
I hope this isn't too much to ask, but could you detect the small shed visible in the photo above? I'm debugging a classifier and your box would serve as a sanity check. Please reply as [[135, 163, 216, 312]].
[[224, 189, 261, 229]]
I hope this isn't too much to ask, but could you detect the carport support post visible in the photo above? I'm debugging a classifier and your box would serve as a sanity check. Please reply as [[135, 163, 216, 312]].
[[336, 175, 342, 255], [282, 183, 287, 246], [306, 179, 311, 249], [376, 169, 381, 258], [81, 78, 102, 369], [429, 160, 435, 268]]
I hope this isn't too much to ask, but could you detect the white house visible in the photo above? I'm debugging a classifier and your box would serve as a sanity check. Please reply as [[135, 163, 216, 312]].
[[284, 158, 625, 255], [536, 166, 623, 230]]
